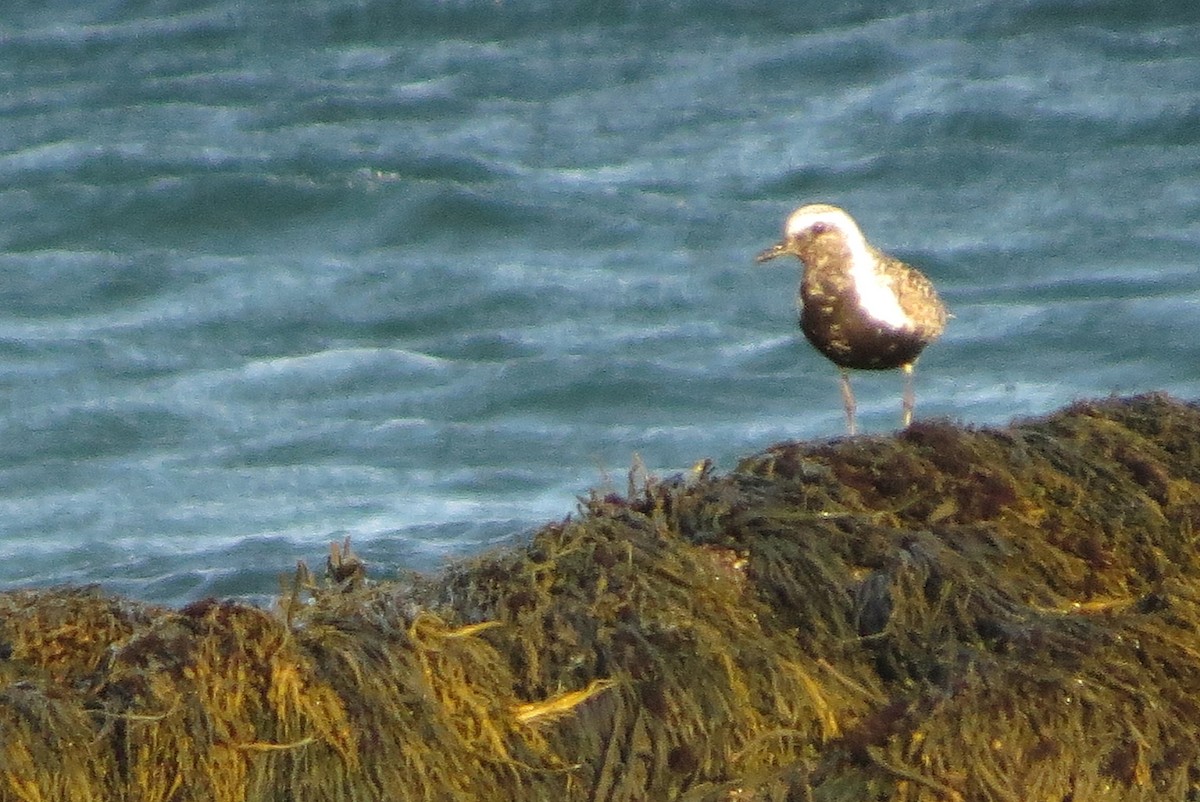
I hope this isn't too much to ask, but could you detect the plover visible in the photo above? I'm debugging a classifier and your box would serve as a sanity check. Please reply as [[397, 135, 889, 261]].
[[756, 203, 947, 435]]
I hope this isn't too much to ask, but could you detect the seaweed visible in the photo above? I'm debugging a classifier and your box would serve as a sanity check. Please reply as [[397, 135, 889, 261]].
[[4, 393, 1200, 800]]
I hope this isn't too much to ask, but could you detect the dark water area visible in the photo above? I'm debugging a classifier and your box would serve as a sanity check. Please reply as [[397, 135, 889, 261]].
[[2, 0, 1198, 604]]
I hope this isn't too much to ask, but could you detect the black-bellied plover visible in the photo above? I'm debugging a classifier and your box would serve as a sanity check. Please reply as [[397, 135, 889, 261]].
[[756, 203, 948, 435]]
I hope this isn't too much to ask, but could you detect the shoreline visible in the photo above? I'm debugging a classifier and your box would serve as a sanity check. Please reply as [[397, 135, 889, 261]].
[[4, 392, 1200, 801]]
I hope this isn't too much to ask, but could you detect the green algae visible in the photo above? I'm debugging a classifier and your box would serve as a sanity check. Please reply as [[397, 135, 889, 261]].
[[3, 393, 1200, 800]]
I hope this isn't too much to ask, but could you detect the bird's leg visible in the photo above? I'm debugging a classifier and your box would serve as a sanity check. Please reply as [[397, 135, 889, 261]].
[[838, 368, 857, 435], [901, 362, 915, 428]]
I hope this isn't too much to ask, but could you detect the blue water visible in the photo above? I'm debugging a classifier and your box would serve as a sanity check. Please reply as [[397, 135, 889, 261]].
[[2, 1, 1198, 605]]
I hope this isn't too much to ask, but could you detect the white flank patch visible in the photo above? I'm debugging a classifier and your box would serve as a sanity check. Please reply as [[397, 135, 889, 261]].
[[847, 246, 911, 329]]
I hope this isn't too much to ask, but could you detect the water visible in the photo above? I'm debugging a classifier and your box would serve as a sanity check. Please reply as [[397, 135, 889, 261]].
[[2, 0, 1198, 606]]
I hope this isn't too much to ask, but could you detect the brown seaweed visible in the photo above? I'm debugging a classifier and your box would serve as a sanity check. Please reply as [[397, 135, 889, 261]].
[[3, 393, 1200, 801]]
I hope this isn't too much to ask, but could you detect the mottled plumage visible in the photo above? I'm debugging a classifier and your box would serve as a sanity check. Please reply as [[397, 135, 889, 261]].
[[756, 203, 947, 434]]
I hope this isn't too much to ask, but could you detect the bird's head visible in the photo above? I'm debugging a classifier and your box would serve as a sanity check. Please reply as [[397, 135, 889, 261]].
[[755, 203, 865, 264]]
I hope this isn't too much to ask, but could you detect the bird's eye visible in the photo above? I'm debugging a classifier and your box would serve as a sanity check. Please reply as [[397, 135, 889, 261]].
[[809, 222, 830, 234]]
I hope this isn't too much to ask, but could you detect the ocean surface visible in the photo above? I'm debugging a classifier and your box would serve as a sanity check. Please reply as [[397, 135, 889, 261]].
[[2, 0, 1198, 606]]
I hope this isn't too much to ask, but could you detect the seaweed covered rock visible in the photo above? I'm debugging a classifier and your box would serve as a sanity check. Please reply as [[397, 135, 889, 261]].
[[3, 393, 1200, 801]]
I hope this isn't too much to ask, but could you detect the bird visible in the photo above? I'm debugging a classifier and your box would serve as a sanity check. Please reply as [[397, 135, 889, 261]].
[[755, 203, 948, 435]]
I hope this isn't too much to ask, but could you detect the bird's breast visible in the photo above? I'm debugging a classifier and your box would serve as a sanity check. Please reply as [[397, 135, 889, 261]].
[[799, 265, 930, 371]]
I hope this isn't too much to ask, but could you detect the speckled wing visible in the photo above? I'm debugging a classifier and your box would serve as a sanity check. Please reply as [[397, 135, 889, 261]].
[[871, 247, 948, 341]]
